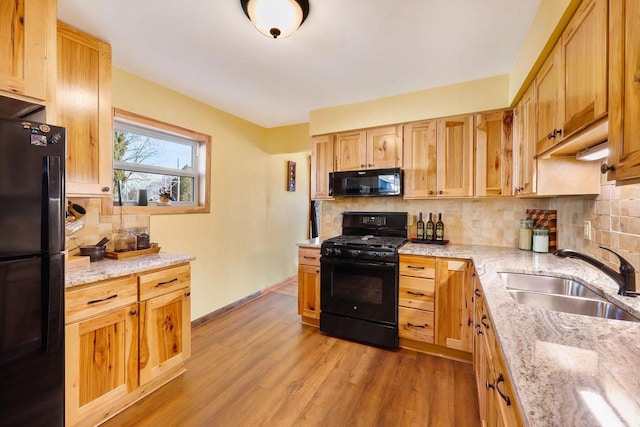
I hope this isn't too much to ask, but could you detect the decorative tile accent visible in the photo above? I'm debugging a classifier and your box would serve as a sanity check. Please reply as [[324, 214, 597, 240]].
[[526, 209, 557, 251]]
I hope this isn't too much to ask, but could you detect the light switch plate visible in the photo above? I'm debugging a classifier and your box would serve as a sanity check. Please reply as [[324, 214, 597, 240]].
[[584, 221, 592, 240]]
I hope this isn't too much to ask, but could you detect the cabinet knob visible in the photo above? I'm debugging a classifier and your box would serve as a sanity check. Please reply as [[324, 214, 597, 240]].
[[438, 190, 443, 195], [102, 186, 110, 192], [130, 309, 137, 316], [367, 163, 373, 167], [185, 291, 191, 297], [360, 164, 365, 168], [547, 132, 555, 140], [634, 74, 640, 83], [600, 163, 615, 174], [554, 128, 562, 137], [429, 191, 434, 195]]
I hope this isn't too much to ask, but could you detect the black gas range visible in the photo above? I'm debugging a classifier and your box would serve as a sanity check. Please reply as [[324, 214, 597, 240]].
[[320, 212, 408, 348]]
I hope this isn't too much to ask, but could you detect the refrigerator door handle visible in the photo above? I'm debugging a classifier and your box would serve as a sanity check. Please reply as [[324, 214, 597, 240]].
[[43, 254, 64, 353], [43, 156, 64, 254]]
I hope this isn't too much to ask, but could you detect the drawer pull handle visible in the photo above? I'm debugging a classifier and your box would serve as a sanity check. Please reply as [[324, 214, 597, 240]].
[[474, 289, 481, 297], [486, 381, 494, 390], [303, 256, 317, 260], [87, 294, 118, 305], [407, 322, 427, 329], [407, 265, 425, 270], [156, 278, 178, 287], [495, 374, 511, 406], [407, 290, 426, 296], [481, 315, 490, 330]]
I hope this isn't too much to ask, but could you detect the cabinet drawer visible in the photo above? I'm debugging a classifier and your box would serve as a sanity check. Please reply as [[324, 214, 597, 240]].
[[298, 248, 320, 267], [65, 276, 138, 324], [399, 255, 436, 279], [139, 264, 191, 301], [399, 276, 435, 310], [398, 306, 434, 343]]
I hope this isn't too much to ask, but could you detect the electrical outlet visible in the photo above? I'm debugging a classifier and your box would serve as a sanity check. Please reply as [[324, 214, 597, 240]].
[[584, 221, 592, 240]]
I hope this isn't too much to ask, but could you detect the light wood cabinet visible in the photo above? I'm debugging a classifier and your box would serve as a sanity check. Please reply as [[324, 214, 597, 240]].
[[65, 264, 192, 427], [474, 284, 523, 427], [435, 258, 473, 353], [335, 125, 403, 171], [403, 115, 474, 199], [398, 255, 436, 343], [298, 247, 320, 326], [310, 134, 334, 200], [475, 110, 513, 197], [535, 43, 563, 155], [606, 0, 640, 183], [0, 0, 55, 103], [138, 265, 191, 386], [57, 21, 113, 197], [65, 277, 139, 426], [514, 86, 537, 196]]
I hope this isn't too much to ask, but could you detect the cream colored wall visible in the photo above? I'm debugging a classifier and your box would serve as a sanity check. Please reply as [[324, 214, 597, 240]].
[[112, 68, 310, 320], [266, 123, 310, 154], [309, 75, 510, 136]]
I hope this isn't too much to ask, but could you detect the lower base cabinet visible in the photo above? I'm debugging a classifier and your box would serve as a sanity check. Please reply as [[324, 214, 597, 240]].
[[65, 263, 191, 427], [297, 247, 321, 326]]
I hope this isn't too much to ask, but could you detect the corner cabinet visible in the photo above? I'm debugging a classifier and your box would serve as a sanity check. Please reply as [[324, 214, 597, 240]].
[[65, 264, 192, 427], [475, 110, 514, 197], [335, 125, 403, 171], [298, 247, 321, 326], [310, 135, 334, 200], [403, 115, 474, 199], [606, 0, 640, 183], [0, 0, 55, 102], [57, 21, 113, 197]]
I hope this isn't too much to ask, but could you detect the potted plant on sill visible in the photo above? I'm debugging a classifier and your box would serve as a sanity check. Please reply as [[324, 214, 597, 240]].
[[158, 187, 172, 205]]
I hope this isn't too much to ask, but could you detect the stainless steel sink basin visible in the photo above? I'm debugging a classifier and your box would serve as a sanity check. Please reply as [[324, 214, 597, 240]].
[[498, 272, 640, 322], [498, 272, 602, 298], [507, 290, 639, 322]]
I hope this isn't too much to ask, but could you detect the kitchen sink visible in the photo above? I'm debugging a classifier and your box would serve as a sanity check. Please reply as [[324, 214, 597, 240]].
[[498, 272, 640, 322]]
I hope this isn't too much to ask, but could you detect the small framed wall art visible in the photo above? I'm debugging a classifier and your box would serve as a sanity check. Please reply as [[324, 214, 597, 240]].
[[287, 161, 296, 192]]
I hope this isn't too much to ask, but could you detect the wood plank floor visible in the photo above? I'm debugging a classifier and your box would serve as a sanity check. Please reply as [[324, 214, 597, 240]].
[[104, 290, 480, 427]]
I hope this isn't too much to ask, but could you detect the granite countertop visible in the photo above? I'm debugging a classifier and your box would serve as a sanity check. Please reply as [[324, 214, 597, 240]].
[[296, 237, 322, 248], [400, 242, 640, 426], [65, 252, 196, 288]]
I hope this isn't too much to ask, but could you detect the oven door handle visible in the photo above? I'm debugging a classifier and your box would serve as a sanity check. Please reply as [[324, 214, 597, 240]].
[[321, 258, 396, 268]]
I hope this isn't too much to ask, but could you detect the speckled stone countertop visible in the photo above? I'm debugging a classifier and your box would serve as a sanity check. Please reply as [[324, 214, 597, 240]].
[[296, 237, 323, 248], [65, 253, 196, 288], [400, 242, 640, 427]]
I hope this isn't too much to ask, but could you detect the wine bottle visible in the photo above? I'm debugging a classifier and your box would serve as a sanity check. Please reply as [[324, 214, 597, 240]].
[[426, 213, 435, 241], [416, 212, 425, 240], [435, 213, 444, 242]]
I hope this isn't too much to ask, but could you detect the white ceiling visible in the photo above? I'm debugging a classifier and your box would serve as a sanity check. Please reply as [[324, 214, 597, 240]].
[[57, 0, 541, 128]]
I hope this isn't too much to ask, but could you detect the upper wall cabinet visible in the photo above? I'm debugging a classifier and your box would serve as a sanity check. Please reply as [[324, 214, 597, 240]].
[[514, 86, 537, 196], [403, 115, 473, 199], [475, 110, 513, 197], [536, 0, 609, 157], [335, 125, 403, 171], [0, 0, 55, 103], [310, 134, 334, 200], [57, 22, 113, 197], [605, 0, 640, 183]]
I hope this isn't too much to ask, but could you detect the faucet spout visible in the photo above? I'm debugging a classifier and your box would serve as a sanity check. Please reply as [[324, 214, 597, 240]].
[[553, 247, 636, 296]]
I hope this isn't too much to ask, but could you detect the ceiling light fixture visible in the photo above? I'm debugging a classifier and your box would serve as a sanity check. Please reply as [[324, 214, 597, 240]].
[[576, 142, 610, 161], [240, 0, 309, 39]]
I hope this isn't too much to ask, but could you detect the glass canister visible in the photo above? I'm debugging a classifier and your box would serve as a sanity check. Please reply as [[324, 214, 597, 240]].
[[518, 219, 534, 250], [135, 226, 151, 250], [114, 228, 137, 252], [532, 227, 550, 253]]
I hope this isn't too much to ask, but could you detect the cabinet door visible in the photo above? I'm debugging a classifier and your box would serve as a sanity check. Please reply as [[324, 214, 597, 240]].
[[608, 0, 640, 182], [561, 0, 608, 137], [0, 0, 53, 101], [435, 259, 473, 352], [514, 85, 537, 196], [65, 304, 138, 426], [475, 110, 513, 197], [57, 22, 113, 197], [403, 120, 438, 198], [366, 125, 403, 169], [139, 287, 191, 386], [436, 115, 474, 197], [335, 131, 366, 171], [535, 43, 563, 155], [310, 134, 334, 200], [298, 264, 320, 321]]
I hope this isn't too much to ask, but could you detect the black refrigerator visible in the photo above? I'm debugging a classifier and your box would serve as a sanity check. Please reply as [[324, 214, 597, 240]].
[[0, 117, 65, 426]]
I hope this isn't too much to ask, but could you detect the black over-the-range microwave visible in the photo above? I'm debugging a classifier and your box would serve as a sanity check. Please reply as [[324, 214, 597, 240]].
[[328, 167, 403, 197]]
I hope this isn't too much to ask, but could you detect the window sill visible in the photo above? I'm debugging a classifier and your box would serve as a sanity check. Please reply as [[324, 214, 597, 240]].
[[103, 203, 210, 215]]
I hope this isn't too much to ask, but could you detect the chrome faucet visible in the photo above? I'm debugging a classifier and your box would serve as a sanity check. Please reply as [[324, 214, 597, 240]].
[[554, 246, 636, 296]]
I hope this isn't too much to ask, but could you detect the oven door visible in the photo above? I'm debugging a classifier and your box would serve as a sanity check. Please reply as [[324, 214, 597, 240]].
[[320, 257, 398, 324]]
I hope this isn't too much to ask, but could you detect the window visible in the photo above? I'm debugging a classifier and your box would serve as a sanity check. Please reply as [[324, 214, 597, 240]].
[[112, 109, 210, 213]]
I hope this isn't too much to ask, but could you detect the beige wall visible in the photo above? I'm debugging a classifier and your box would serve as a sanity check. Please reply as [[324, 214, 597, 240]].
[[111, 68, 310, 320], [309, 75, 510, 136]]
